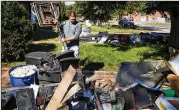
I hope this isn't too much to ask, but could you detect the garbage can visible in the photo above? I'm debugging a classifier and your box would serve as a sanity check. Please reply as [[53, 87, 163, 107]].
[[37, 71, 60, 97], [55, 50, 74, 61], [8, 65, 38, 96], [37, 58, 61, 97], [59, 57, 80, 72], [25, 52, 54, 65]]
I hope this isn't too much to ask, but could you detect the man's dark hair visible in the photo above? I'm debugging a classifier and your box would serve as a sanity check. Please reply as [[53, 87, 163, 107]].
[[68, 11, 76, 17]]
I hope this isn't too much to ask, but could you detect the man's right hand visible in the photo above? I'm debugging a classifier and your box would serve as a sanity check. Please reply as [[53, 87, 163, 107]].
[[53, 19, 58, 25], [55, 22, 59, 33], [61, 38, 66, 43], [58, 39, 61, 43]]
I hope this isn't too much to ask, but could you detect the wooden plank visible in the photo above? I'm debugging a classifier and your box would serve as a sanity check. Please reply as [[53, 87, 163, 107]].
[[45, 65, 76, 110], [61, 83, 81, 104], [57, 105, 69, 110]]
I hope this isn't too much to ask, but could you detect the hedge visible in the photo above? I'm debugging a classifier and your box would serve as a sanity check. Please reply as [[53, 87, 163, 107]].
[[1, 1, 32, 61]]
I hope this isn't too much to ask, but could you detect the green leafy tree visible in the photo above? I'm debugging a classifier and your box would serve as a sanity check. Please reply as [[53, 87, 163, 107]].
[[75, 1, 121, 25], [73, 3, 83, 18], [65, 5, 74, 16], [75, 1, 146, 24], [144, 1, 179, 49], [113, 5, 125, 20], [72, 1, 179, 49], [59, 1, 67, 22], [59, 2, 78, 22], [113, 1, 147, 21], [115, 1, 179, 49], [125, 2, 147, 16], [1, 1, 32, 61]]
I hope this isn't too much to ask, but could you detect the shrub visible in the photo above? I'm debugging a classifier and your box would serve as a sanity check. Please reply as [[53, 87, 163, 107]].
[[1, 1, 32, 61]]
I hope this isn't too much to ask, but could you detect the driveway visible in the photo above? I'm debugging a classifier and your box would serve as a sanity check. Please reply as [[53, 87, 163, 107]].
[[135, 22, 170, 33]]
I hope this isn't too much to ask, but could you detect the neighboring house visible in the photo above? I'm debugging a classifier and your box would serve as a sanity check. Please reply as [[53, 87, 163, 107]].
[[122, 12, 170, 23]]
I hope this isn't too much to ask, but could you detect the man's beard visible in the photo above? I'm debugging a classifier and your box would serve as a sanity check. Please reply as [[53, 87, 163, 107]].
[[71, 20, 76, 24]]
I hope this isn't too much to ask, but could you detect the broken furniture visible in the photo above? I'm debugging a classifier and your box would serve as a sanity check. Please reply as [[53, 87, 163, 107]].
[[115, 57, 179, 110], [136, 66, 172, 91], [31, 1, 59, 27], [136, 54, 179, 91], [115, 61, 165, 109], [115, 61, 164, 90]]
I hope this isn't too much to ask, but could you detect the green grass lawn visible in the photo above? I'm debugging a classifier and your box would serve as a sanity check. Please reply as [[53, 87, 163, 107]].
[[79, 43, 168, 70], [2, 25, 168, 71], [2, 42, 168, 71], [90, 25, 149, 34]]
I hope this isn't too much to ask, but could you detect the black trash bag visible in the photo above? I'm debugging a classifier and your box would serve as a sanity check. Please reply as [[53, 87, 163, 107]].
[[37, 55, 61, 76], [65, 91, 96, 110]]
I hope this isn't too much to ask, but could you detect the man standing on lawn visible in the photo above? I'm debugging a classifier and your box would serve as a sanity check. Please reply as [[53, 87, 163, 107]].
[[56, 11, 82, 58]]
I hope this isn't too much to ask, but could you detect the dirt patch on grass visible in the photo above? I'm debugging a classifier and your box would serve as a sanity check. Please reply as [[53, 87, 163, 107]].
[[33, 40, 59, 44], [1, 68, 10, 88]]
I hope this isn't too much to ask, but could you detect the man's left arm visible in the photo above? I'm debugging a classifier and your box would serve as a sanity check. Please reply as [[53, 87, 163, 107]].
[[62, 23, 82, 42]]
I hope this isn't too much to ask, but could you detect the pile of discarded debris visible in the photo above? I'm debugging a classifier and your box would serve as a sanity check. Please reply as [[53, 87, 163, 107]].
[[80, 31, 169, 46], [2, 66, 118, 110], [2, 51, 179, 110], [1, 50, 118, 110]]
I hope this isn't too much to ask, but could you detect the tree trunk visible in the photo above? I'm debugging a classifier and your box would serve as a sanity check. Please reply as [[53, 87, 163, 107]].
[[169, 7, 179, 50], [59, 2, 61, 22]]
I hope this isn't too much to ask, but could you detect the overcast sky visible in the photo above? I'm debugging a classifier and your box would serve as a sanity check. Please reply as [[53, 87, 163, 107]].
[[65, 1, 75, 5]]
